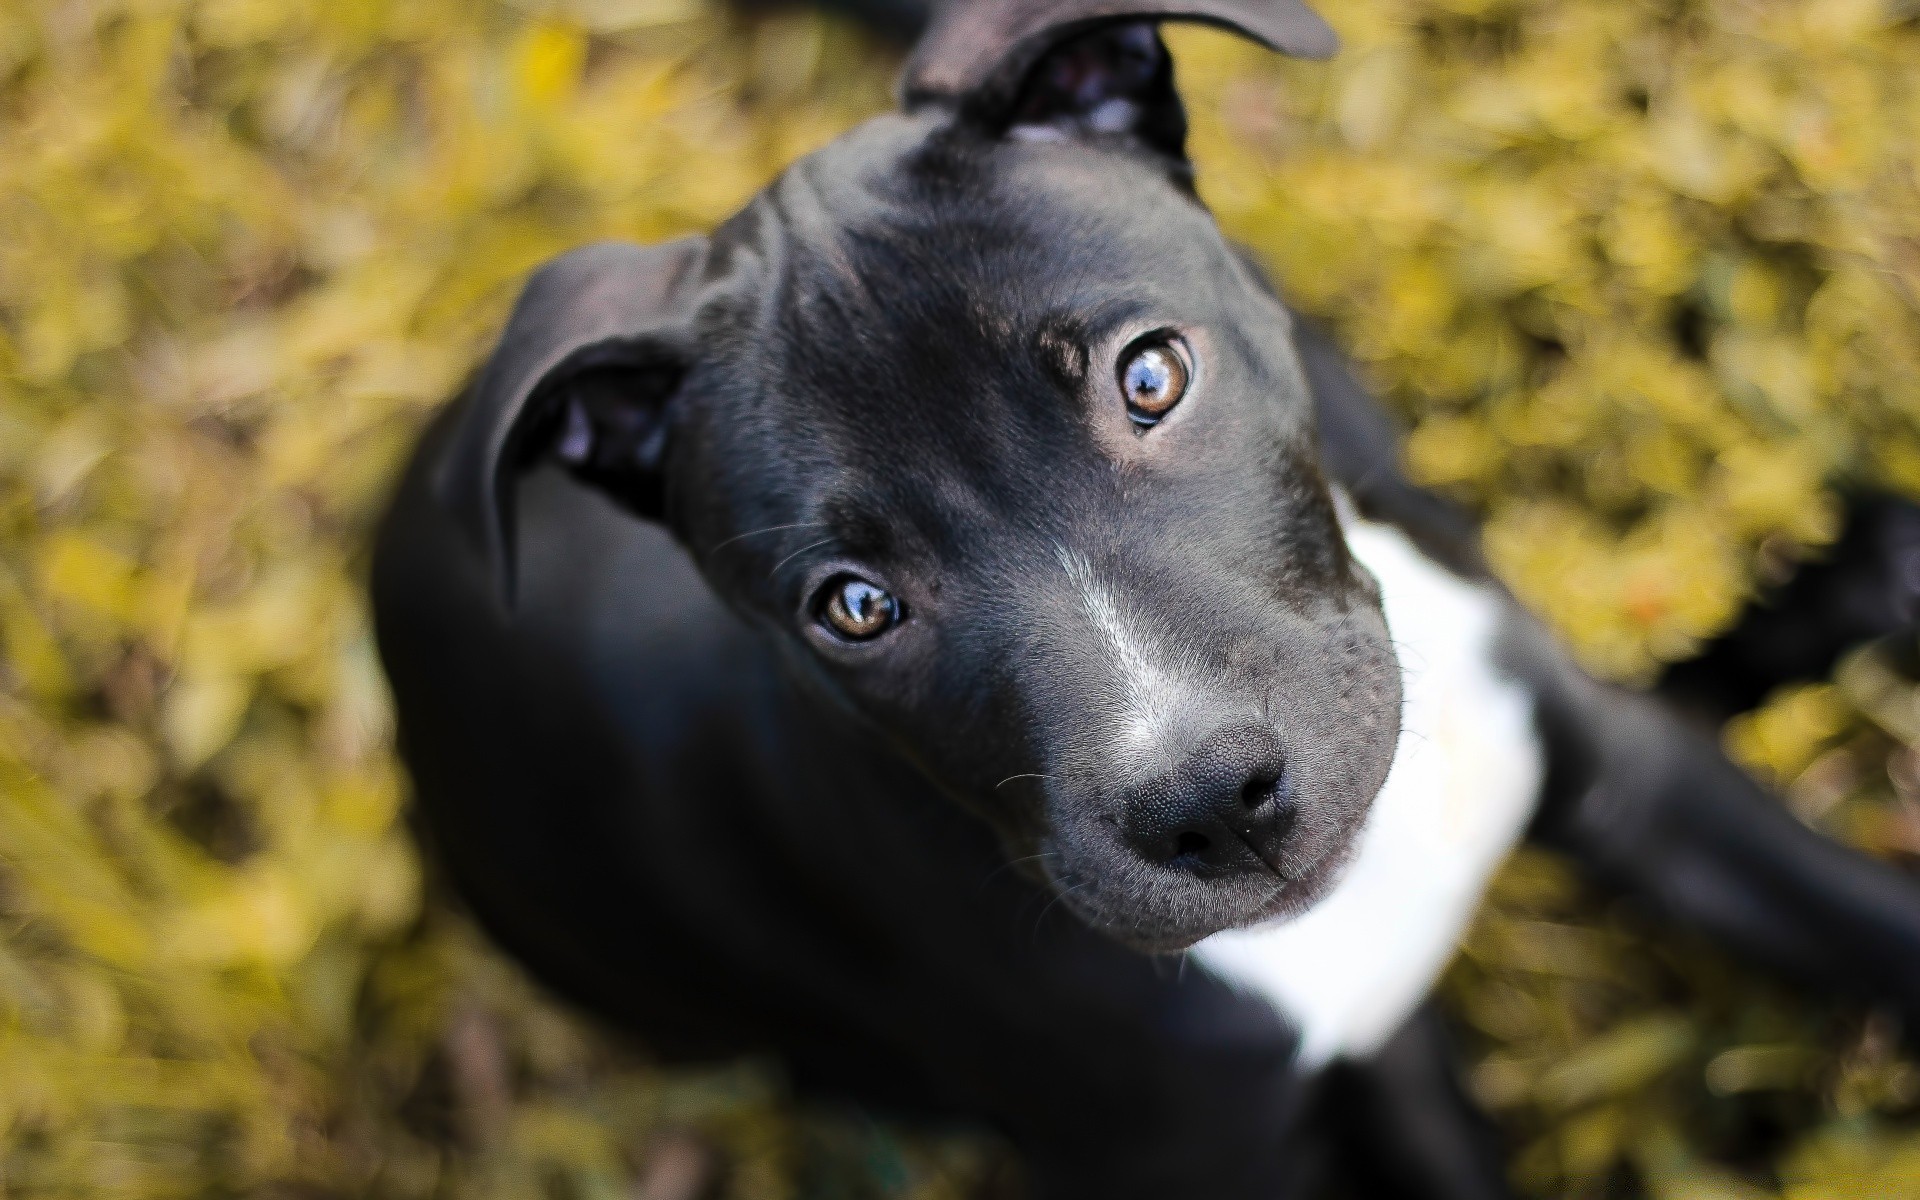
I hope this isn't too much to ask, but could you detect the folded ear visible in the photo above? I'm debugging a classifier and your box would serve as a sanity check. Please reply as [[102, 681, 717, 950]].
[[903, 0, 1336, 153], [436, 237, 708, 608]]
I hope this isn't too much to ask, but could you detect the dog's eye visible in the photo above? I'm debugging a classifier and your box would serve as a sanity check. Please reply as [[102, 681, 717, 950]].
[[820, 576, 900, 641], [1119, 336, 1191, 427]]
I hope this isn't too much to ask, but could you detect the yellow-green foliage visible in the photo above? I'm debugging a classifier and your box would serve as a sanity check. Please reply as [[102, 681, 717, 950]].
[[0, 0, 1916, 1196], [1180, 0, 1920, 680]]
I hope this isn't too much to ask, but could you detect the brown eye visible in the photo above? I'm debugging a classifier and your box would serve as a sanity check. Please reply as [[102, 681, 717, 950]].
[[821, 577, 900, 641], [1119, 336, 1192, 427]]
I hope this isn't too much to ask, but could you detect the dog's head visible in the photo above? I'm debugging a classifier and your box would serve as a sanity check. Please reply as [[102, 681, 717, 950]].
[[440, 0, 1400, 952]]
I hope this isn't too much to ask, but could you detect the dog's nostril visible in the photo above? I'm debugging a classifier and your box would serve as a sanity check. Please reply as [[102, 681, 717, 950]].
[[1241, 774, 1282, 809], [1174, 830, 1211, 858]]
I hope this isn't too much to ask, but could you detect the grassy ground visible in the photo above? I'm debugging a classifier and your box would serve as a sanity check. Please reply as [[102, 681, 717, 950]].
[[2, 0, 1918, 1196]]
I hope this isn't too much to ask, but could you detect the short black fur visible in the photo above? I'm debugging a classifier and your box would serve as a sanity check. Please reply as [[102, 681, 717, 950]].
[[374, 5, 1920, 1196]]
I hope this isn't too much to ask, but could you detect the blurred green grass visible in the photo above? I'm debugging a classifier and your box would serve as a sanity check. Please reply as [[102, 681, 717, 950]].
[[1, 0, 1918, 1195]]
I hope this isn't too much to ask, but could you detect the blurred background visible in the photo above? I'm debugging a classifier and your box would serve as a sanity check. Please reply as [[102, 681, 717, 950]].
[[3, 0, 1920, 1195]]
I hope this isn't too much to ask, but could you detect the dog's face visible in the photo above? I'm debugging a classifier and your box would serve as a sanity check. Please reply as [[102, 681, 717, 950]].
[[449, 2, 1399, 951]]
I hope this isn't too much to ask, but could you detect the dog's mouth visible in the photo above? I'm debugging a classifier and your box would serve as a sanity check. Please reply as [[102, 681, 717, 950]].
[[1234, 829, 1356, 924], [1036, 808, 1368, 954]]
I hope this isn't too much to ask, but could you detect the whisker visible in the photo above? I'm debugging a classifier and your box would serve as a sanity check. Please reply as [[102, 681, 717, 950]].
[[994, 773, 1058, 790], [979, 850, 1060, 889], [1033, 881, 1087, 942], [767, 537, 836, 580], [706, 521, 829, 554]]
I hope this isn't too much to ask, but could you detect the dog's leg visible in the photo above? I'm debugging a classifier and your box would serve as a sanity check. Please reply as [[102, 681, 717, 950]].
[[1516, 619, 1920, 1020], [1307, 1001, 1514, 1200]]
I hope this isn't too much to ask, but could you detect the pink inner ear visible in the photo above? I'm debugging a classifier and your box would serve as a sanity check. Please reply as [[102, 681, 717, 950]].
[[1011, 22, 1163, 134], [557, 399, 594, 465], [899, 0, 1337, 116]]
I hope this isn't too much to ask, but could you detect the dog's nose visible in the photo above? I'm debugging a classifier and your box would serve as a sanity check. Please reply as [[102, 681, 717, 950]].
[[1124, 724, 1295, 876]]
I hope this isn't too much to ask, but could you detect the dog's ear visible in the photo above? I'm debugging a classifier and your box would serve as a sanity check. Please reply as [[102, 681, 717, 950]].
[[437, 237, 707, 608], [902, 0, 1336, 155]]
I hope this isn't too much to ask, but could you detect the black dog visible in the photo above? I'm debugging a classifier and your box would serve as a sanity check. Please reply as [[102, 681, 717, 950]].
[[372, 2, 1920, 1195]]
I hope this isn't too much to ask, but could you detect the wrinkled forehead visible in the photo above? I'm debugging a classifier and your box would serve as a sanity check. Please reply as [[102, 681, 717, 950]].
[[756, 118, 1248, 325], [687, 120, 1291, 570], [771, 132, 1253, 404]]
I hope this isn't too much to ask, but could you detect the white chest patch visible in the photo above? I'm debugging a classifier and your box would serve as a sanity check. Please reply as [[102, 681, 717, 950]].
[[1190, 518, 1544, 1068]]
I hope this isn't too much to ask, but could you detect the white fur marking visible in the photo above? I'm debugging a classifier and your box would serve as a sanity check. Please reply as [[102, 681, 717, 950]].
[[1057, 547, 1187, 771], [1191, 517, 1544, 1068]]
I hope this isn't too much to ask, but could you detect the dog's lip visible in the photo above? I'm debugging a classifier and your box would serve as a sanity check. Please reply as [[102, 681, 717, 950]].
[[1250, 834, 1348, 916], [1196, 837, 1340, 928], [1189, 818, 1367, 944], [1232, 827, 1289, 879], [1040, 812, 1366, 953]]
